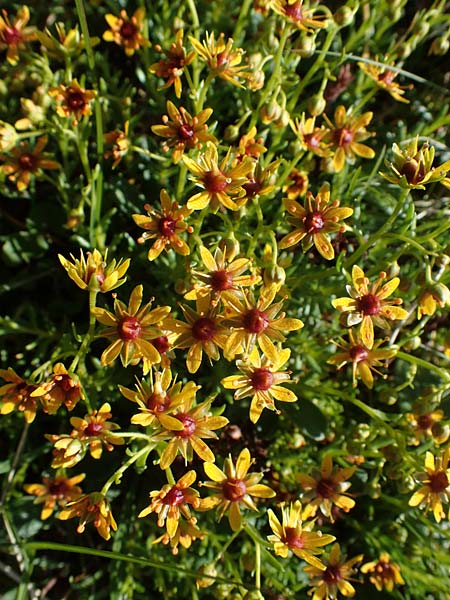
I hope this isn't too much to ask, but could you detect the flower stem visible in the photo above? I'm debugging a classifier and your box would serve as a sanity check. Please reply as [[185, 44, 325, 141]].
[[100, 445, 153, 495], [396, 351, 450, 383], [69, 289, 98, 374]]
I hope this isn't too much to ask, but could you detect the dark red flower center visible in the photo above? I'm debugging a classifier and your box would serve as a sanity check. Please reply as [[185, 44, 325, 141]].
[[400, 159, 426, 185], [250, 368, 274, 391], [3, 26, 21, 45], [163, 486, 185, 506], [119, 316, 142, 340], [316, 478, 336, 499], [334, 127, 354, 147], [282, 527, 304, 549], [428, 470, 449, 493], [192, 317, 216, 341], [178, 123, 195, 140], [175, 413, 196, 438], [378, 70, 396, 85], [49, 481, 69, 497], [84, 421, 104, 436], [222, 478, 246, 501], [210, 269, 233, 291], [417, 413, 433, 430], [323, 565, 342, 584], [216, 51, 229, 67], [67, 91, 87, 111], [349, 345, 368, 362], [375, 561, 394, 576], [146, 392, 170, 413], [243, 179, 263, 198], [120, 21, 138, 40], [203, 170, 228, 193], [357, 293, 381, 315], [303, 132, 321, 150], [242, 309, 269, 334], [159, 216, 177, 237], [284, 1, 303, 21], [304, 211, 325, 233], [18, 153, 38, 171], [152, 335, 170, 354]]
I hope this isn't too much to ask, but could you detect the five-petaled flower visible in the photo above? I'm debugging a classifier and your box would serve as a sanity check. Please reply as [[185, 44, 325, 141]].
[[271, 0, 328, 32], [359, 58, 412, 103], [133, 189, 193, 261], [360, 552, 405, 592], [150, 29, 195, 98], [409, 447, 450, 522], [331, 265, 408, 349], [103, 8, 149, 56], [58, 492, 117, 540], [406, 405, 449, 446], [267, 500, 335, 568], [31, 363, 82, 414], [279, 183, 353, 260], [91, 284, 171, 367], [201, 447, 275, 531], [305, 543, 364, 599], [24, 473, 85, 520], [49, 79, 96, 124], [0, 136, 59, 191], [0, 6, 36, 64]]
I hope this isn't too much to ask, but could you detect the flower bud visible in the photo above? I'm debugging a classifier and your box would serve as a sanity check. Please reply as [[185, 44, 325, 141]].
[[263, 264, 286, 288], [431, 422, 450, 444], [219, 236, 240, 261], [334, 6, 355, 27], [429, 36, 450, 56], [223, 124, 240, 141], [295, 35, 316, 57], [307, 93, 326, 116]]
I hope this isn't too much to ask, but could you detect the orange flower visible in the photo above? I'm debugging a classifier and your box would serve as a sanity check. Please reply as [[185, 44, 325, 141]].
[[153, 518, 205, 555], [361, 552, 405, 592], [58, 492, 117, 540], [297, 455, 356, 522], [49, 79, 96, 124], [150, 29, 195, 98], [183, 142, 253, 211], [241, 159, 280, 200], [409, 448, 450, 522], [290, 114, 331, 157], [30, 363, 82, 414], [104, 121, 130, 168], [323, 105, 375, 172], [24, 473, 85, 520], [305, 543, 364, 599], [0, 136, 59, 191], [91, 285, 171, 367], [0, 6, 36, 65], [359, 58, 412, 103], [283, 168, 309, 199], [103, 8, 149, 56], [234, 126, 267, 162], [152, 101, 216, 164], [0, 367, 38, 423], [406, 406, 449, 446], [331, 265, 408, 350], [279, 183, 353, 260], [271, 0, 328, 31], [133, 189, 193, 261], [201, 448, 275, 531]]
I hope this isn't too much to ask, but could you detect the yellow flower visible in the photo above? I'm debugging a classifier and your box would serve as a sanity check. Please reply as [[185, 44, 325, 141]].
[[222, 346, 297, 423], [409, 447, 450, 522], [153, 518, 205, 555], [297, 455, 356, 522], [30, 363, 83, 414], [91, 284, 171, 367], [152, 101, 216, 164], [290, 114, 331, 157], [150, 29, 195, 99], [153, 396, 229, 469], [406, 406, 449, 446], [361, 552, 405, 592], [380, 137, 450, 190], [417, 282, 450, 318], [305, 543, 364, 599], [0, 6, 36, 65], [271, 0, 328, 32], [104, 121, 130, 169], [331, 265, 408, 349], [0, 136, 59, 191], [267, 500, 335, 568], [358, 58, 412, 103], [58, 492, 117, 540], [241, 159, 281, 201], [103, 8, 149, 56], [189, 32, 250, 87], [36, 22, 99, 61], [327, 330, 397, 389], [283, 168, 309, 199], [24, 473, 85, 520], [58, 248, 130, 293], [183, 142, 253, 211], [323, 105, 375, 173], [164, 295, 229, 373], [222, 284, 303, 362], [201, 448, 275, 531], [0, 367, 39, 423], [133, 189, 193, 261], [279, 183, 353, 260], [49, 79, 96, 124]]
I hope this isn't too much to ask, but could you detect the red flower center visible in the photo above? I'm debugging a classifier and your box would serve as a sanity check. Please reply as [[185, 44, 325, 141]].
[[323, 565, 342, 584], [216, 51, 229, 67], [428, 470, 449, 493], [400, 159, 426, 185], [284, 1, 303, 21], [378, 70, 396, 86], [357, 293, 381, 315], [222, 478, 246, 501], [3, 26, 21, 45], [163, 486, 185, 506], [84, 421, 104, 436], [18, 153, 38, 171], [334, 127, 354, 147], [119, 316, 142, 340], [120, 21, 138, 40], [67, 91, 87, 111], [417, 413, 433, 430], [304, 211, 325, 233], [146, 392, 170, 413], [375, 561, 394, 576], [282, 527, 304, 549], [152, 335, 170, 354], [250, 368, 274, 391], [159, 216, 177, 237], [349, 345, 368, 363], [210, 269, 233, 291], [242, 309, 269, 334], [175, 413, 197, 438], [192, 317, 216, 340], [49, 481, 69, 498], [203, 170, 228, 193], [178, 123, 195, 140], [303, 132, 321, 150], [243, 179, 263, 198], [316, 478, 337, 499]]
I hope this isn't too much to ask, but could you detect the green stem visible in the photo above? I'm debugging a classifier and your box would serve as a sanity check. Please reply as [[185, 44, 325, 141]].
[[100, 445, 153, 495], [195, 72, 215, 113], [254, 534, 261, 590], [0, 421, 29, 507], [233, 0, 253, 44], [396, 351, 450, 383], [69, 289, 98, 373], [186, 0, 200, 29]]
